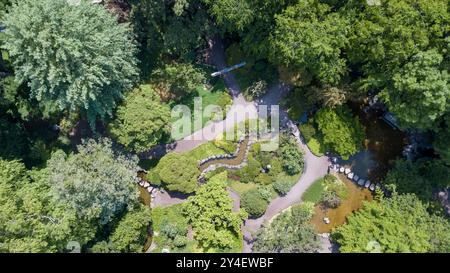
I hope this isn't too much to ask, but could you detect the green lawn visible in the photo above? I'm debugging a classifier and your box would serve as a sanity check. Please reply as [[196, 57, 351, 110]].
[[302, 178, 325, 204], [185, 142, 227, 161], [228, 180, 258, 196]]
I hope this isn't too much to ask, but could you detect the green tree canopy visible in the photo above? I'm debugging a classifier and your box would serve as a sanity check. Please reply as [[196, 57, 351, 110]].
[[315, 106, 365, 160], [332, 193, 450, 253], [344, 0, 449, 79], [278, 134, 304, 175], [108, 204, 151, 253], [270, 0, 349, 85], [253, 202, 320, 253], [241, 188, 269, 218], [149, 152, 200, 194], [47, 138, 139, 225], [0, 160, 95, 252], [380, 50, 449, 131], [183, 171, 247, 250], [385, 159, 450, 203], [152, 62, 205, 101], [109, 84, 171, 153], [203, 0, 254, 32], [2, 0, 139, 127]]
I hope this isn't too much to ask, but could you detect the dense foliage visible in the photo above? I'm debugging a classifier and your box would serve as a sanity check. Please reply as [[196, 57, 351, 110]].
[[183, 172, 247, 251], [384, 159, 450, 204], [152, 63, 206, 101], [148, 152, 200, 194], [48, 138, 139, 225], [315, 106, 365, 160], [0, 0, 449, 254], [109, 85, 171, 153], [380, 50, 449, 131], [253, 203, 321, 253], [270, 0, 349, 85], [0, 160, 95, 252], [333, 193, 450, 253], [2, 0, 139, 127], [278, 134, 304, 175], [241, 188, 269, 218]]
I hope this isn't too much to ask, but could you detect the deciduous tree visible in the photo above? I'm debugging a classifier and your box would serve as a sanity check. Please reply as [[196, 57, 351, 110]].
[[2, 0, 139, 128], [183, 172, 247, 250], [47, 138, 139, 225], [109, 85, 171, 153]]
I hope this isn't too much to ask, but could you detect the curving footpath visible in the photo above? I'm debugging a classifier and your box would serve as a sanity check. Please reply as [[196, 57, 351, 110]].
[[150, 36, 331, 253]]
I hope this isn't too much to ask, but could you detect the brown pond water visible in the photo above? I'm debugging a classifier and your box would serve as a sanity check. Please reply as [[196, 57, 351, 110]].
[[338, 100, 408, 181], [310, 174, 373, 233], [199, 138, 249, 172]]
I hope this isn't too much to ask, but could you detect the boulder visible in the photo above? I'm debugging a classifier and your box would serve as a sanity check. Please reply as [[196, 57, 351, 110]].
[[339, 167, 345, 173], [369, 183, 375, 191], [358, 179, 365, 186], [353, 175, 359, 182], [365, 180, 371, 188], [344, 168, 351, 175], [347, 172, 354, 180]]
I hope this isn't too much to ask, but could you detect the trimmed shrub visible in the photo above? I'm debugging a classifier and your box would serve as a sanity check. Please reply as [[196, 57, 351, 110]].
[[151, 153, 200, 193], [241, 189, 269, 218], [256, 173, 273, 185]]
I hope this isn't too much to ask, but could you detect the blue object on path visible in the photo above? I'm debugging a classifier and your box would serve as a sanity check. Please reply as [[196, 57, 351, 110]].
[[211, 62, 246, 77]]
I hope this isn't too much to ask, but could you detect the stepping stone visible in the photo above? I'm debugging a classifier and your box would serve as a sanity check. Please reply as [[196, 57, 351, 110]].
[[369, 183, 375, 191], [353, 175, 359, 182], [139, 181, 144, 187], [339, 167, 345, 173], [365, 180, 371, 188], [358, 179, 365, 186], [147, 187, 153, 193], [344, 168, 351, 175], [347, 172, 354, 180], [143, 182, 150, 188]]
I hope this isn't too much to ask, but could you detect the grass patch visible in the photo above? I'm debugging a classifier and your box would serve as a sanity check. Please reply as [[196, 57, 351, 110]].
[[170, 78, 232, 140], [302, 178, 325, 204], [1, 50, 8, 61], [307, 138, 325, 157], [228, 180, 258, 196], [185, 142, 227, 161]]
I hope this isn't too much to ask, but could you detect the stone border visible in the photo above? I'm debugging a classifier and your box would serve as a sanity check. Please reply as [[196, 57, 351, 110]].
[[198, 135, 254, 183], [197, 135, 247, 166], [328, 164, 388, 195]]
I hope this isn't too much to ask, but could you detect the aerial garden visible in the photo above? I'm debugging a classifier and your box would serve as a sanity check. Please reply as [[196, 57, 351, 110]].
[[0, 0, 449, 254]]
